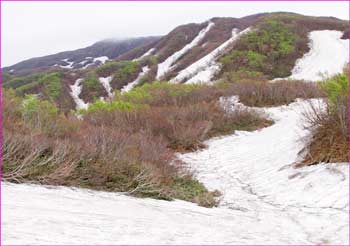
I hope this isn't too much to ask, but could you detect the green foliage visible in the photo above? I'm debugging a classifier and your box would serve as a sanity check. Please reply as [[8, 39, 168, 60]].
[[5, 73, 45, 91], [320, 70, 348, 105], [12, 72, 62, 99], [246, 51, 266, 69], [170, 176, 218, 207], [22, 94, 58, 126], [83, 72, 100, 90], [146, 55, 158, 66], [119, 81, 198, 104], [96, 61, 120, 74], [96, 61, 139, 80], [41, 72, 62, 99], [79, 100, 140, 114], [15, 81, 43, 95], [113, 61, 138, 80], [220, 19, 297, 79]]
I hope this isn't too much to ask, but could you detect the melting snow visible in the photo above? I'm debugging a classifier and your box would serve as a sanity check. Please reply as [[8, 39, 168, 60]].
[[3, 99, 348, 244], [93, 56, 109, 64], [69, 78, 89, 110], [59, 59, 75, 69], [121, 66, 150, 93], [99, 76, 114, 97], [156, 22, 215, 80], [171, 27, 251, 84], [133, 48, 156, 61], [286, 30, 349, 81]]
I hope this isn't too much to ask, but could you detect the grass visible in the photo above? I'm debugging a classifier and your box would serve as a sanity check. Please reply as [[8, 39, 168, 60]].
[[299, 69, 348, 166]]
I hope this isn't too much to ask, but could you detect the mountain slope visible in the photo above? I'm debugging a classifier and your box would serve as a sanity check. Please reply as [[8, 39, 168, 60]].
[[3, 12, 349, 112], [3, 36, 160, 76]]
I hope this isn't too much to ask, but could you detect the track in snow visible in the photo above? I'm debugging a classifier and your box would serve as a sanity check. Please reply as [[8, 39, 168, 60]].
[[2, 99, 348, 245]]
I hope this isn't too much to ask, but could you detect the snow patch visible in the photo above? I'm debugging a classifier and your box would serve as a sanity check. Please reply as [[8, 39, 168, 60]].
[[99, 76, 114, 97], [171, 27, 251, 84], [69, 78, 89, 110], [286, 30, 349, 81], [133, 48, 156, 61], [185, 64, 220, 84], [94, 56, 109, 64], [121, 66, 150, 93], [156, 22, 215, 80], [59, 59, 74, 69]]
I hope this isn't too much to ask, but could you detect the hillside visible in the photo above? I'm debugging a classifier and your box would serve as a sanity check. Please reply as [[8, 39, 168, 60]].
[[3, 12, 348, 113]]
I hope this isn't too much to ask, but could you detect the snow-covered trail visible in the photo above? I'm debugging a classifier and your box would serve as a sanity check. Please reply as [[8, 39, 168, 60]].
[[2, 99, 348, 245]]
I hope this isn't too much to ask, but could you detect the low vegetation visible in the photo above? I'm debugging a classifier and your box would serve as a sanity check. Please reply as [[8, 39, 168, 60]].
[[219, 78, 323, 107], [220, 19, 300, 79], [300, 69, 349, 166], [3, 82, 272, 207]]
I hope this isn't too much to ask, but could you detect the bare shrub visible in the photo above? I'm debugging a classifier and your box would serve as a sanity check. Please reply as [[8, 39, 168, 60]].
[[220, 79, 323, 107]]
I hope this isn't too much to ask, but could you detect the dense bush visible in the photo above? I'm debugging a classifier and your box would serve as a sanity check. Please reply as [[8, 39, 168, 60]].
[[220, 19, 299, 78], [112, 61, 139, 80], [41, 72, 62, 99], [83, 72, 100, 90], [96, 60, 139, 79], [11, 72, 63, 100]]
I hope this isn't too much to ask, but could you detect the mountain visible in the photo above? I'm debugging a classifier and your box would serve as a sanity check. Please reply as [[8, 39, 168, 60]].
[[3, 12, 349, 111], [3, 36, 160, 76]]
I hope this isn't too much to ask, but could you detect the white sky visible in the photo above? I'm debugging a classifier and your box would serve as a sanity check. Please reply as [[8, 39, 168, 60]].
[[2, 1, 349, 67]]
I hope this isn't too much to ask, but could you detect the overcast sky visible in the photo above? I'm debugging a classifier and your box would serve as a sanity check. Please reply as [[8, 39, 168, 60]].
[[2, 1, 349, 67]]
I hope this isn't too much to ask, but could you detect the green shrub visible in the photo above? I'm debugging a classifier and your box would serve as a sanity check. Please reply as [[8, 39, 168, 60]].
[[320, 71, 348, 106], [79, 100, 140, 114], [119, 81, 198, 105], [146, 55, 158, 66], [96, 61, 120, 74], [21, 94, 58, 128], [113, 61, 138, 80], [42, 73, 62, 99], [220, 19, 297, 78], [83, 72, 100, 90]]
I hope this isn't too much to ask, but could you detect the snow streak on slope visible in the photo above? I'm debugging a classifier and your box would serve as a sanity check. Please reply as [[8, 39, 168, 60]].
[[156, 22, 215, 80], [288, 30, 349, 81], [70, 78, 89, 110], [133, 48, 156, 61], [99, 76, 113, 97], [3, 99, 348, 245], [171, 27, 251, 84], [94, 56, 109, 64], [59, 59, 75, 69], [121, 66, 150, 93]]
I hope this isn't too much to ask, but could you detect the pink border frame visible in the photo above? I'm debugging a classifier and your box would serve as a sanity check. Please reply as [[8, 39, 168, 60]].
[[0, 1, 349, 246]]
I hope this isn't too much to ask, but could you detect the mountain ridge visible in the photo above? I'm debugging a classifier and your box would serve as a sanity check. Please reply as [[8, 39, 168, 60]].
[[3, 12, 349, 112]]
